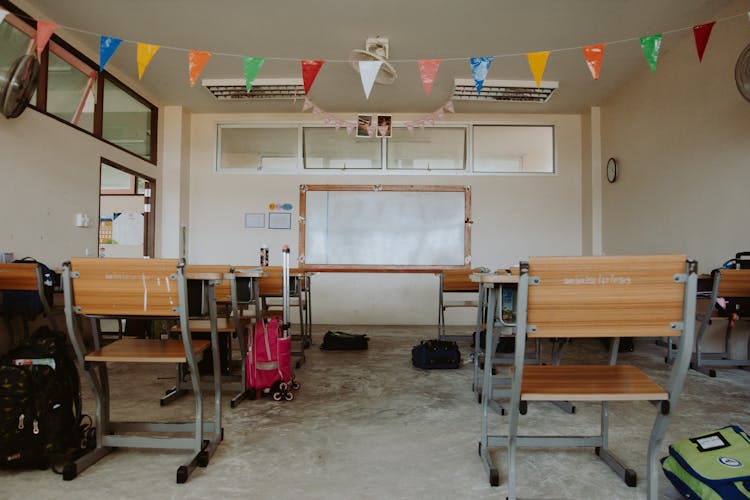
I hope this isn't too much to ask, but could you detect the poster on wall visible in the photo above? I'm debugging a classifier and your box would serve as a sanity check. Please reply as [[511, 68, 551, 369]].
[[111, 212, 144, 245]]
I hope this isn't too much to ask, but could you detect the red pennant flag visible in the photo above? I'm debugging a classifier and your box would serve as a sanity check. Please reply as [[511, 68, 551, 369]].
[[693, 22, 715, 62], [36, 21, 57, 59], [188, 50, 212, 87], [301, 60, 324, 94], [418, 59, 441, 96], [582, 44, 605, 80]]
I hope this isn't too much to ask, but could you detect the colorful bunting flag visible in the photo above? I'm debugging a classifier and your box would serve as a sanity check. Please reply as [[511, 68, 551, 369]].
[[358, 60, 382, 99], [418, 59, 441, 96], [469, 57, 493, 94], [0, 9, 8, 24], [243, 56, 265, 91], [99, 36, 122, 72], [640, 34, 662, 73], [36, 21, 57, 59], [693, 22, 715, 62], [345, 122, 355, 135], [582, 44, 605, 80], [137, 43, 160, 79], [444, 101, 454, 113], [302, 97, 313, 111], [188, 50, 211, 87], [301, 60, 324, 94], [527, 51, 550, 87]]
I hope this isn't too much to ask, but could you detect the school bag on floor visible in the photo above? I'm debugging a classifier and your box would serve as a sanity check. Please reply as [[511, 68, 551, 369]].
[[0, 326, 88, 469], [246, 316, 293, 398], [661, 425, 750, 499], [411, 339, 461, 369]]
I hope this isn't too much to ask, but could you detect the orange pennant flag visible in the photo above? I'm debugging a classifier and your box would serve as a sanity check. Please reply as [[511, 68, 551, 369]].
[[137, 43, 160, 80], [36, 21, 57, 59], [188, 50, 212, 87], [527, 51, 550, 87], [418, 59, 441, 96], [582, 44, 605, 80]]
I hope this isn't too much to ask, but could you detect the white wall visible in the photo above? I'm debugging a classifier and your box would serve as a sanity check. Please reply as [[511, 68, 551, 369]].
[[600, 3, 750, 271], [187, 112, 582, 324], [0, 108, 158, 268]]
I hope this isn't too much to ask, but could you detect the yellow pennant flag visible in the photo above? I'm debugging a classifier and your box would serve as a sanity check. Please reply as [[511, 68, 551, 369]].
[[527, 50, 550, 87], [137, 43, 160, 79]]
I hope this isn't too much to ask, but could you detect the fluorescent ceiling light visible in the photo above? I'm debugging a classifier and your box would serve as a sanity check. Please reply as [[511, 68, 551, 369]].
[[452, 79, 558, 103], [202, 78, 305, 100]]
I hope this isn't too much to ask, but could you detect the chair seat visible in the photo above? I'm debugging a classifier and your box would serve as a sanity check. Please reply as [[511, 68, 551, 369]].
[[170, 318, 235, 333], [85, 338, 210, 363], [520, 365, 668, 401]]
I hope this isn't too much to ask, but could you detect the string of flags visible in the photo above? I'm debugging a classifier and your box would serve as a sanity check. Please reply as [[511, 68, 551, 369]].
[[1, 8, 747, 100], [302, 97, 455, 135]]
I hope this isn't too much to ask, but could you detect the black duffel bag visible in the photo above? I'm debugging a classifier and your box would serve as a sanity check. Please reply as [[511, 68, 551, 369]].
[[320, 331, 369, 350], [411, 339, 461, 369]]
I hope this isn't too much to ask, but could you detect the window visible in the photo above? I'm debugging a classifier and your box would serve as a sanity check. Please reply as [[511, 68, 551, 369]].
[[387, 127, 466, 171], [303, 127, 380, 170], [218, 125, 298, 171], [46, 43, 97, 133], [102, 78, 153, 160], [473, 125, 554, 173], [0, 16, 34, 105]]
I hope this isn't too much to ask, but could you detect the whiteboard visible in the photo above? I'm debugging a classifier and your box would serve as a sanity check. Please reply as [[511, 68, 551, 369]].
[[300, 185, 471, 270]]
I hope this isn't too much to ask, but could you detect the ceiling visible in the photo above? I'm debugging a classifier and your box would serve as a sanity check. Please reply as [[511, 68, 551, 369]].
[[21, 0, 740, 115]]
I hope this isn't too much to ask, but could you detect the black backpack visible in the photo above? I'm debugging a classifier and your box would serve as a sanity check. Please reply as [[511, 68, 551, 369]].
[[1, 258, 56, 320], [0, 327, 88, 469]]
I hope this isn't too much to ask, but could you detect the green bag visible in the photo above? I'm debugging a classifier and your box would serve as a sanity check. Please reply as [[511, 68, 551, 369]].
[[662, 425, 750, 499]]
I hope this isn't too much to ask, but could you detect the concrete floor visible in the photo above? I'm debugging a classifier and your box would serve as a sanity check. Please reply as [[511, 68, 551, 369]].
[[1, 325, 749, 499]]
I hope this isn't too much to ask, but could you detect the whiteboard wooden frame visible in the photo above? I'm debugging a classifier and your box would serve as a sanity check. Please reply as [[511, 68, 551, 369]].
[[299, 184, 472, 272]]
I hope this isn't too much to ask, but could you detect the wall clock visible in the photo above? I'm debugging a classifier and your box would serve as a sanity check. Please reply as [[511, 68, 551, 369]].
[[606, 157, 618, 183]]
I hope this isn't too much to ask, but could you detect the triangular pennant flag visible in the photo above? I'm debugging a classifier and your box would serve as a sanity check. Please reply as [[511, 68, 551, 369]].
[[346, 122, 355, 135], [378, 125, 389, 136], [359, 60, 382, 99], [301, 60, 324, 94], [99, 36, 122, 72], [36, 21, 56, 59], [443, 101, 455, 113], [0, 9, 9, 24], [243, 56, 265, 91], [302, 97, 313, 111], [693, 22, 715, 62], [470, 56, 493, 94], [418, 59, 441, 96], [137, 43, 160, 79], [582, 43, 605, 80], [367, 124, 376, 137], [527, 50, 550, 87], [639, 34, 662, 73], [406, 123, 414, 132], [188, 50, 211, 87]]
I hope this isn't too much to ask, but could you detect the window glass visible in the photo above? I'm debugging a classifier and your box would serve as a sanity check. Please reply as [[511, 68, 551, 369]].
[[387, 127, 466, 171], [303, 127, 380, 170], [473, 125, 554, 173], [102, 78, 152, 159], [0, 21, 35, 105], [46, 49, 96, 132], [100, 163, 134, 193], [218, 126, 298, 171]]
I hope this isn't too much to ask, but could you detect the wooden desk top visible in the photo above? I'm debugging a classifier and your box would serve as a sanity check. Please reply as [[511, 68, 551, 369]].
[[85, 338, 210, 363], [470, 273, 519, 284], [233, 268, 265, 278], [185, 271, 225, 281]]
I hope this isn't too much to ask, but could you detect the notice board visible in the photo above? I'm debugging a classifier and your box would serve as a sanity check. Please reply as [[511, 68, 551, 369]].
[[299, 184, 471, 271]]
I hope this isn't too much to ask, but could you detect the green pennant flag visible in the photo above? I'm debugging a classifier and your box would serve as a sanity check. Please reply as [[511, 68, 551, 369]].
[[640, 34, 662, 73], [243, 56, 265, 91]]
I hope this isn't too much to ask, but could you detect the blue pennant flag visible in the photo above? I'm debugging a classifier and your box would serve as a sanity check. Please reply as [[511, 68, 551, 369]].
[[470, 56, 494, 94], [100, 36, 122, 72]]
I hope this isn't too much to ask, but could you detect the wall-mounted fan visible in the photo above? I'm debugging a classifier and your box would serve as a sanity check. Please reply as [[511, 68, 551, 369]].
[[349, 37, 398, 85], [736, 42, 750, 103], [0, 52, 40, 119]]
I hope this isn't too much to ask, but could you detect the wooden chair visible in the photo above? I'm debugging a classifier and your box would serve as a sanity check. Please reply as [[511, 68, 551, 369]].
[[0, 262, 59, 345], [259, 265, 311, 365], [690, 268, 750, 376], [61, 258, 224, 483], [162, 264, 263, 408], [438, 267, 482, 340], [479, 255, 697, 499]]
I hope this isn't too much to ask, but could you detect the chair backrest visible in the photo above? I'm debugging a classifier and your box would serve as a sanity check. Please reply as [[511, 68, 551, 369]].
[[259, 266, 301, 297], [68, 257, 182, 317], [0, 262, 39, 292], [185, 264, 233, 303], [715, 269, 750, 298], [441, 268, 479, 293], [524, 255, 690, 339]]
